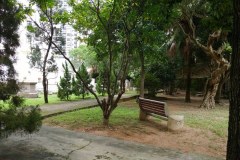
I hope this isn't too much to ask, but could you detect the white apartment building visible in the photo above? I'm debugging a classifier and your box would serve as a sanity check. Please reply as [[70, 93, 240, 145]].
[[16, 0, 80, 93]]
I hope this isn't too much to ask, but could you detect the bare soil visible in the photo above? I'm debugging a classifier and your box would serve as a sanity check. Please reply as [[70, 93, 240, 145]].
[[50, 93, 228, 159]]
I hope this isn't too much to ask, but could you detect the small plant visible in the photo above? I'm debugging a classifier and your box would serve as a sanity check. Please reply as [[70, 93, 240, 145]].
[[72, 63, 92, 99], [96, 72, 107, 96], [57, 62, 72, 100]]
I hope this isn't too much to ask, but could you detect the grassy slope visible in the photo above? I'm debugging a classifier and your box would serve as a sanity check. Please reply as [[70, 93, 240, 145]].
[[44, 100, 229, 138], [45, 106, 140, 128], [25, 94, 100, 106], [25, 90, 137, 106], [181, 106, 228, 137]]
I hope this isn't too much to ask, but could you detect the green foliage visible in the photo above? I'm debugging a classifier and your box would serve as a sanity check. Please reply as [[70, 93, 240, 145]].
[[27, 38, 58, 73], [190, 78, 206, 94], [72, 63, 92, 99], [70, 0, 135, 94], [27, 0, 66, 103], [27, 45, 42, 68], [57, 62, 72, 100], [9, 96, 25, 107], [0, 0, 42, 138], [71, 76, 79, 96], [144, 73, 161, 97], [69, 45, 97, 69], [96, 72, 107, 96], [0, 0, 22, 101], [146, 55, 182, 94], [0, 96, 42, 138], [26, 25, 37, 33]]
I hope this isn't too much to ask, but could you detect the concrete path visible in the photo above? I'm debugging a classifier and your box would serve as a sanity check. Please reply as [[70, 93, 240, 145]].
[[40, 94, 137, 118], [0, 126, 222, 160]]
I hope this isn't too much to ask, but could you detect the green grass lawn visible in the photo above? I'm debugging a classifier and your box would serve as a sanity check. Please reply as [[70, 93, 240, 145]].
[[44, 100, 229, 138], [44, 105, 140, 129], [24, 91, 137, 106], [0, 93, 99, 107], [0, 91, 138, 107], [24, 93, 100, 106], [180, 106, 229, 137]]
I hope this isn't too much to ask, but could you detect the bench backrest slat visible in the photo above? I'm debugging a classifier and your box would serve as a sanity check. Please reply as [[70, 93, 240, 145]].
[[138, 97, 169, 118]]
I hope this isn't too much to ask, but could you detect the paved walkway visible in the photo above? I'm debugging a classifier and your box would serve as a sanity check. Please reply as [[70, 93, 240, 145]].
[[40, 94, 137, 118], [0, 94, 224, 159], [0, 126, 222, 160]]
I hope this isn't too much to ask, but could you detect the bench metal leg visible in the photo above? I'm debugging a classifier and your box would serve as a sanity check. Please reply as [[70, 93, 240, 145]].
[[139, 110, 148, 121]]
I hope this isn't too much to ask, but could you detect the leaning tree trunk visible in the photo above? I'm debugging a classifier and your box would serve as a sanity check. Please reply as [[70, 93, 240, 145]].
[[215, 78, 224, 104], [200, 80, 219, 109], [215, 71, 229, 104], [200, 66, 228, 109], [179, 12, 231, 109], [215, 83, 223, 104]]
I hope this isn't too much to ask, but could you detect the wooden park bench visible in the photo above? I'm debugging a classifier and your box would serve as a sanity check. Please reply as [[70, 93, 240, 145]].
[[138, 97, 184, 131], [138, 97, 169, 121]]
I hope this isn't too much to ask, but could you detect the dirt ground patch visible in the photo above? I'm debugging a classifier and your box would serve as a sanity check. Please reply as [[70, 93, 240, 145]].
[[46, 93, 228, 159]]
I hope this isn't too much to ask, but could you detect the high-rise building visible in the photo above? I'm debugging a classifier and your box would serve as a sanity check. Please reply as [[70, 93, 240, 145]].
[[59, 0, 79, 56], [15, 0, 80, 93]]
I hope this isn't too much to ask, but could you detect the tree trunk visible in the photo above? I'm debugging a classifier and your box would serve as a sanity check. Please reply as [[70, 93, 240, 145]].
[[139, 52, 145, 98], [185, 76, 191, 102], [42, 23, 53, 104], [101, 98, 111, 126], [200, 64, 230, 109], [103, 117, 109, 126], [43, 73, 48, 103], [139, 47, 147, 120], [227, 0, 240, 159], [203, 78, 209, 95], [82, 89, 85, 99], [169, 82, 175, 95], [215, 79, 224, 104], [185, 52, 192, 103], [215, 71, 230, 104], [200, 82, 219, 109]]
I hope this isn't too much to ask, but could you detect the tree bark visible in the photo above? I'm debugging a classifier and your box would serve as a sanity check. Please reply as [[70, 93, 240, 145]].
[[227, 0, 240, 159], [200, 81, 219, 109], [169, 82, 175, 95], [139, 45, 147, 121], [42, 11, 54, 104], [185, 72, 191, 102], [215, 71, 229, 104], [200, 64, 230, 108], [215, 78, 224, 104], [101, 98, 111, 126], [139, 50, 145, 98], [185, 50, 192, 103], [43, 74, 48, 103]]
